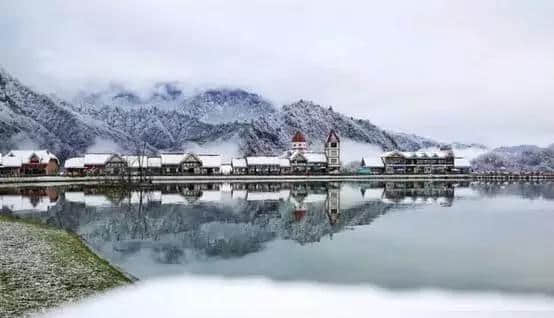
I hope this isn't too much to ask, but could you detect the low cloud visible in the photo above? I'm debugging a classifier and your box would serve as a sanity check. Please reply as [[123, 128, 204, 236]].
[[86, 137, 123, 154]]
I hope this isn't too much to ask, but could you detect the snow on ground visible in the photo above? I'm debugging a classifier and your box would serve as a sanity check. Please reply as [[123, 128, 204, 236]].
[[41, 275, 554, 318], [0, 216, 129, 318]]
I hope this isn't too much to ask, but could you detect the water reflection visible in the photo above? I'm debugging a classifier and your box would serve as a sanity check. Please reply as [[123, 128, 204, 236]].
[[2, 181, 554, 295]]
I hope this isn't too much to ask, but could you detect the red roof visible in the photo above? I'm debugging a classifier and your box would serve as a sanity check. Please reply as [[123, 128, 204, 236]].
[[326, 130, 340, 143], [292, 131, 306, 142]]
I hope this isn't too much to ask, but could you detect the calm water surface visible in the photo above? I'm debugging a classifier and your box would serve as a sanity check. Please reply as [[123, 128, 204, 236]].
[[2, 181, 554, 296]]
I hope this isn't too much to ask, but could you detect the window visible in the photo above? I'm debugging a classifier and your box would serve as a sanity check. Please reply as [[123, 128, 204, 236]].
[[331, 159, 337, 164], [330, 142, 337, 148]]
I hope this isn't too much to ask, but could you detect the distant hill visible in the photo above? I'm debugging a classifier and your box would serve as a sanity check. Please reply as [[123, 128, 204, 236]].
[[472, 145, 554, 172]]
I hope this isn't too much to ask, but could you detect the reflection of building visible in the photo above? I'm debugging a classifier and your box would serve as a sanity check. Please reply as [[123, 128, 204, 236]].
[[383, 182, 455, 206], [326, 186, 341, 225], [0, 188, 59, 212]]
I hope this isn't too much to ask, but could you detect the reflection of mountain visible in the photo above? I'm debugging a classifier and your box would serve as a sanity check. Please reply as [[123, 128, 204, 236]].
[[11, 183, 393, 264], [3, 181, 500, 267], [471, 181, 554, 200]]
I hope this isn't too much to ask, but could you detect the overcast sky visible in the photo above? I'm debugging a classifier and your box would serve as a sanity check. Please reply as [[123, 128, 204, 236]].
[[1, 0, 553, 147]]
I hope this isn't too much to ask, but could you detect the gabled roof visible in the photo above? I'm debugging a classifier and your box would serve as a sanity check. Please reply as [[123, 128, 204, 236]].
[[231, 158, 247, 168], [326, 129, 340, 143], [289, 151, 307, 162], [64, 157, 85, 169], [183, 153, 201, 163], [292, 131, 306, 143], [6, 150, 59, 165]]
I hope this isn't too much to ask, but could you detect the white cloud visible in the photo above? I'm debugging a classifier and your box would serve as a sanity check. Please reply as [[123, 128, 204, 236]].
[[1, 0, 554, 146]]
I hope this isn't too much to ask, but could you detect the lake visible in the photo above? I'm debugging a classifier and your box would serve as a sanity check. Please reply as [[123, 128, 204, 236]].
[[2, 181, 554, 297]]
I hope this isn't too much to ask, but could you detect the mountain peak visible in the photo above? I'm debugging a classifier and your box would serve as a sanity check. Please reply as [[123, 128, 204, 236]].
[[181, 88, 276, 124]]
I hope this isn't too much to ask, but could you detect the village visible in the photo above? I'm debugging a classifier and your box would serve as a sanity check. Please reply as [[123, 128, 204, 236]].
[[0, 130, 475, 178]]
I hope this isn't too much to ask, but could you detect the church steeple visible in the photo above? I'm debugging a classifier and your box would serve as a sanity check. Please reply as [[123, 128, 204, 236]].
[[291, 131, 307, 152], [325, 130, 340, 171]]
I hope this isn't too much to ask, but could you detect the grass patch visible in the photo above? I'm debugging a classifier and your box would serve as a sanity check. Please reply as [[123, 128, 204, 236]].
[[0, 214, 131, 317]]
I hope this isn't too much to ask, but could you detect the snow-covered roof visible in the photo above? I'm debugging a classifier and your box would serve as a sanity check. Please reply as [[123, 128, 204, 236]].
[[455, 157, 471, 167], [64, 157, 85, 169], [84, 153, 121, 166], [231, 158, 247, 168], [279, 158, 291, 168], [5, 150, 59, 165], [362, 157, 384, 168], [198, 154, 221, 168], [1, 155, 22, 168], [160, 153, 184, 165], [304, 152, 327, 163], [246, 156, 281, 166], [381, 150, 454, 159]]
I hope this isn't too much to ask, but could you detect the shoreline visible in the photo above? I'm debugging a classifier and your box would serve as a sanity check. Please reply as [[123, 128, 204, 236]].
[[0, 215, 131, 318], [0, 174, 473, 186]]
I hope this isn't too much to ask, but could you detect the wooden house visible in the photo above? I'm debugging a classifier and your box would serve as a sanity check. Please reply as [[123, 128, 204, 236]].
[[246, 156, 281, 175], [84, 153, 126, 176], [2, 150, 59, 176], [64, 157, 85, 176], [231, 158, 247, 175]]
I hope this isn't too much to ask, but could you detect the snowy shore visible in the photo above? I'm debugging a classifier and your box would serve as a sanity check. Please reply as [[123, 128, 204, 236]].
[[0, 215, 130, 318]]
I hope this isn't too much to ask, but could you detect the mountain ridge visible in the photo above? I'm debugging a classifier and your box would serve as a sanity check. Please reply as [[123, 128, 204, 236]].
[[1, 67, 483, 163]]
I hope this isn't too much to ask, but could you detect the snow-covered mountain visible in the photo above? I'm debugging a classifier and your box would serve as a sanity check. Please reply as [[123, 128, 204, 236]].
[[1, 67, 484, 162], [472, 145, 554, 172], [0, 68, 145, 158], [181, 89, 276, 124]]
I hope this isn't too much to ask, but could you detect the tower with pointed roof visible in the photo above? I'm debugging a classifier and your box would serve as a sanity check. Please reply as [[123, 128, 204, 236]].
[[325, 130, 341, 171], [291, 131, 307, 153]]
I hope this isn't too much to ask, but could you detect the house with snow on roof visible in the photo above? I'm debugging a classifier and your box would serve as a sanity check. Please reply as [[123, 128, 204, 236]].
[[83, 153, 126, 175], [0, 150, 59, 176]]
